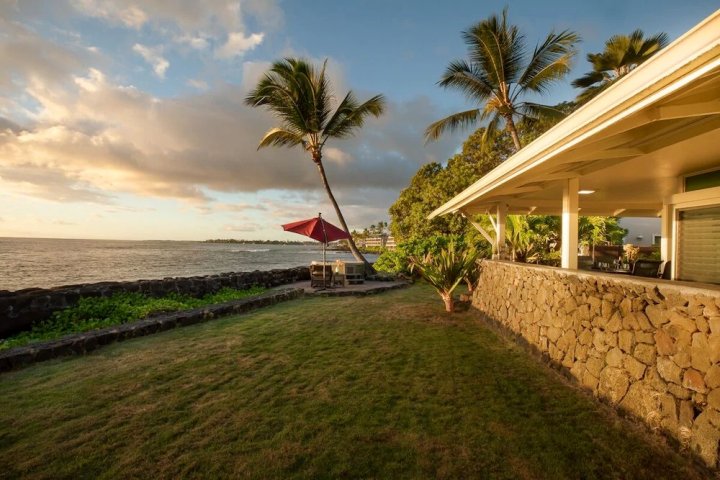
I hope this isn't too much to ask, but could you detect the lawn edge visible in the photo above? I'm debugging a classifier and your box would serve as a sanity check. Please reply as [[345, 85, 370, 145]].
[[0, 287, 304, 373]]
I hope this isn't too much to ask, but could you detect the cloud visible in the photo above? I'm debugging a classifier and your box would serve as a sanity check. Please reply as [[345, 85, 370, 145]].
[[187, 79, 209, 91], [223, 222, 261, 232], [132, 44, 169, 78], [215, 32, 264, 59]]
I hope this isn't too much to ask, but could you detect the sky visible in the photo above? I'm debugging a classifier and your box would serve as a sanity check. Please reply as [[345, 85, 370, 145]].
[[0, 0, 717, 241]]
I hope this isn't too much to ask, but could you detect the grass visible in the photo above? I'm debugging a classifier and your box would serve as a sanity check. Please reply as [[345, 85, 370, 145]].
[[0, 284, 708, 479], [0, 286, 266, 351]]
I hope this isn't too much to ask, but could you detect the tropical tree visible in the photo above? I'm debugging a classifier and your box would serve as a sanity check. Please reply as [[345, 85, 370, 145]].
[[245, 58, 386, 269], [425, 8, 579, 152], [410, 242, 479, 313], [572, 30, 669, 104]]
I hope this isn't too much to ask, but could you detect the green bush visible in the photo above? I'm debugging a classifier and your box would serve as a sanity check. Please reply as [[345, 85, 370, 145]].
[[374, 235, 481, 275], [0, 286, 265, 351]]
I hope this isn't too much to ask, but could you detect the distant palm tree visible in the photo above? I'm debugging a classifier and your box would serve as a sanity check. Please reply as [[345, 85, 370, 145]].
[[425, 8, 579, 152], [572, 30, 669, 104], [245, 58, 385, 269]]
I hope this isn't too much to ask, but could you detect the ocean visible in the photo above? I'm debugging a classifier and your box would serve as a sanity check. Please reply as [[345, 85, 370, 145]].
[[0, 237, 379, 291]]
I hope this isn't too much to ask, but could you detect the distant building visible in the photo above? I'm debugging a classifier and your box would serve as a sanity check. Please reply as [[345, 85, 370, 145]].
[[619, 217, 661, 246], [364, 235, 396, 250]]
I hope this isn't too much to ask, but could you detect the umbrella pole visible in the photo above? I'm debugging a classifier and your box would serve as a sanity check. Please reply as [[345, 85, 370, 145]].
[[320, 212, 327, 290]]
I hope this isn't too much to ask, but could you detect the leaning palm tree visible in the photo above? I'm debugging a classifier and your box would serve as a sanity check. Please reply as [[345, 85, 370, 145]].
[[245, 58, 385, 269], [572, 30, 669, 104], [425, 8, 579, 152]]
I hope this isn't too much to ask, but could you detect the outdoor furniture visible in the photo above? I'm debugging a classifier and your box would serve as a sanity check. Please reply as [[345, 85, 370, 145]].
[[310, 264, 333, 288], [660, 261, 672, 279], [631, 259, 663, 278], [335, 261, 365, 285], [578, 256, 594, 271]]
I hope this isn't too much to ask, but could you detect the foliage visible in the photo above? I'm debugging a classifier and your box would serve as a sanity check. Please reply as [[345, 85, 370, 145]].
[[244, 58, 385, 266], [623, 244, 640, 264], [573, 29, 669, 104], [374, 235, 487, 276], [0, 287, 266, 351], [409, 242, 480, 312], [425, 8, 580, 151]]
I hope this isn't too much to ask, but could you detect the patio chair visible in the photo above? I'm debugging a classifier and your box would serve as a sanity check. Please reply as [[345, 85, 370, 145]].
[[310, 264, 333, 288], [660, 261, 672, 279], [578, 256, 594, 271], [631, 259, 663, 278]]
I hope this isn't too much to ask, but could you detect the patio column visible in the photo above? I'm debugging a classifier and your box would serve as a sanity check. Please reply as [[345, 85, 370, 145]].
[[495, 203, 507, 259], [561, 178, 579, 269], [660, 203, 673, 276]]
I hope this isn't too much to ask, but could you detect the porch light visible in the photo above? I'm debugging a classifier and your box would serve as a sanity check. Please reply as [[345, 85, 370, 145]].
[[579, 189, 595, 195]]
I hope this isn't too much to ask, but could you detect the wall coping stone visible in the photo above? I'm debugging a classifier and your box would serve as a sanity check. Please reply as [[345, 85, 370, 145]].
[[482, 259, 720, 297]]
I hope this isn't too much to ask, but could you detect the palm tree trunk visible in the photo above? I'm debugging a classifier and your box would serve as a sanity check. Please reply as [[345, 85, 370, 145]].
[[314, 157, 374, 274], [504, 115, 522, 151], [441, 292, 454, 313]]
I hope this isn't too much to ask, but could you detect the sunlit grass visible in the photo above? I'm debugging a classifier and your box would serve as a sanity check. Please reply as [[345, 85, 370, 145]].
[[0, 284, 707, 479]]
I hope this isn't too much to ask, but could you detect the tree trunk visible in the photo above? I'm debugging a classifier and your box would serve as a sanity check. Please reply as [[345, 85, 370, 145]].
[[441, 292, 454, 313], [314, 156, 374, 273], [504, 115, 522, 152]]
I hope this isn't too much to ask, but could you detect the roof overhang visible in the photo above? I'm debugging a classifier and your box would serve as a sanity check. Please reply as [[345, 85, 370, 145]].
[[430, 10, 720, 219]]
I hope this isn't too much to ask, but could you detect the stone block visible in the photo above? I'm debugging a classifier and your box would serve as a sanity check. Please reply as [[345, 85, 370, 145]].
[[645, 304, 667, 328], [586, 356, 605, 378], [634, 343, 656, 366], [598, 366, 630, 403], [606, 347, 624, 368], [708, 389, 720, 410], [691, 409, 720, 467], [679, 400, 695, 427], [654, 330, 676, 356], [623, 355, 647, 381], [635, 331, 654, 344], [618, 330, 635, 353], [671, 351, 691, 369], [690, 333, 711, 373], [657, 357, 682, 384], [683, 369, 707, 393], [705, 365, 720, 389], [659, 394, 678, 432], [668, 310, 698, 333]]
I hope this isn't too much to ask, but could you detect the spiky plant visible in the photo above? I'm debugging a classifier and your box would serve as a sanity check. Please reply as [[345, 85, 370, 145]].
[[245, 58, 386, 270], [572, 30, 669, 104], [410, 242, 479, 313], [425, 8, 579, 152]]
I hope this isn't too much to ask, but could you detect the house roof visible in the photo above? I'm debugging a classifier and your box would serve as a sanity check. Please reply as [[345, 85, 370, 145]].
[[429, 10, 720, 219]]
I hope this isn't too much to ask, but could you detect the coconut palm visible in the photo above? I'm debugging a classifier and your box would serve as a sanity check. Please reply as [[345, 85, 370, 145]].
[[245, 58, 385, 269], [425, 8, 579, 152], [572, 30, 669, 104]]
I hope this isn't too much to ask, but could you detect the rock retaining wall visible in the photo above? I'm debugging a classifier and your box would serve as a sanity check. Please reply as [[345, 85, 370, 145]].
[[0, 267, 309, 338], [474, 260, 720, 468], [0, 287, 304, 372]]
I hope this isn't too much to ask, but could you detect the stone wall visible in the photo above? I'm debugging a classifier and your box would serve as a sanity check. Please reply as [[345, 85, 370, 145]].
[[474, 260, 720, 468], [0, 267, 309, 338]]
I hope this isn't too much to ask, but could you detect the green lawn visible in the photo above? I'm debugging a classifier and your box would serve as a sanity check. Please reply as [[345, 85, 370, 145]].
[[0, 285, 707, 479]]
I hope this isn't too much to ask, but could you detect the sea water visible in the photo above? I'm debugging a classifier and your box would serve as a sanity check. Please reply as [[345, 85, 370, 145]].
[[0, 237, 378, 291]]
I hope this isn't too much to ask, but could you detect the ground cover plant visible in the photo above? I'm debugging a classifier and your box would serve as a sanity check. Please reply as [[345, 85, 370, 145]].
[[0, 285, 709, 479], [0, 286, 265, 351]]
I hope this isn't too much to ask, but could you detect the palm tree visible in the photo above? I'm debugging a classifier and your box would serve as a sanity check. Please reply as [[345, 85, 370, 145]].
[[572, 30, 669, 104], [425, 8, 579, 152], [245, 58, 386, 269]]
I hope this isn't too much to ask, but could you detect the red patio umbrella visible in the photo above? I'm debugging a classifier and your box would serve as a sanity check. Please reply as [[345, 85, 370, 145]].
[[282, 213, 351, 286]]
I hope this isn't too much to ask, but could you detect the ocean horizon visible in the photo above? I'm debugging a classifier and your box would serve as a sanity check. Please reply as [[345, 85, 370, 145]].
[[0, 237, 378, 291]]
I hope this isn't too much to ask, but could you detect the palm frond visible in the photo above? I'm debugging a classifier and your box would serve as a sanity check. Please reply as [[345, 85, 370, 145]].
[[257, 127, 305, 149], [323, 94, 385, 140], [424, 109, 481, 142], [519, 30, 580, 94], [438, 59, 496, 103]]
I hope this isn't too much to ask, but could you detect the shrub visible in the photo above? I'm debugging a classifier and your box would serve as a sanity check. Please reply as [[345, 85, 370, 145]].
[[374, 235, 475, 275], [0, 286, 265, 351], [409, 242, 479, 313]]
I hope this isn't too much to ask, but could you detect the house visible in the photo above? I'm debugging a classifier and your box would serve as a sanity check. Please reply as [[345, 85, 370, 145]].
[[429, 10, 720, 467]]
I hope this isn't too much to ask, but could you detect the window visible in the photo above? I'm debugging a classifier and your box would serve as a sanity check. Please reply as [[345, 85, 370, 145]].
[[685, 169, 720, 192], [676, 206, 720, 284], [652, 234, 661, 246]]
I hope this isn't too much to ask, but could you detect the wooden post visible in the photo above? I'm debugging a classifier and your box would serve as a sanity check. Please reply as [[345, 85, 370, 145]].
[[562, 178, 579, 269], [660, 202, 673, 278]]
